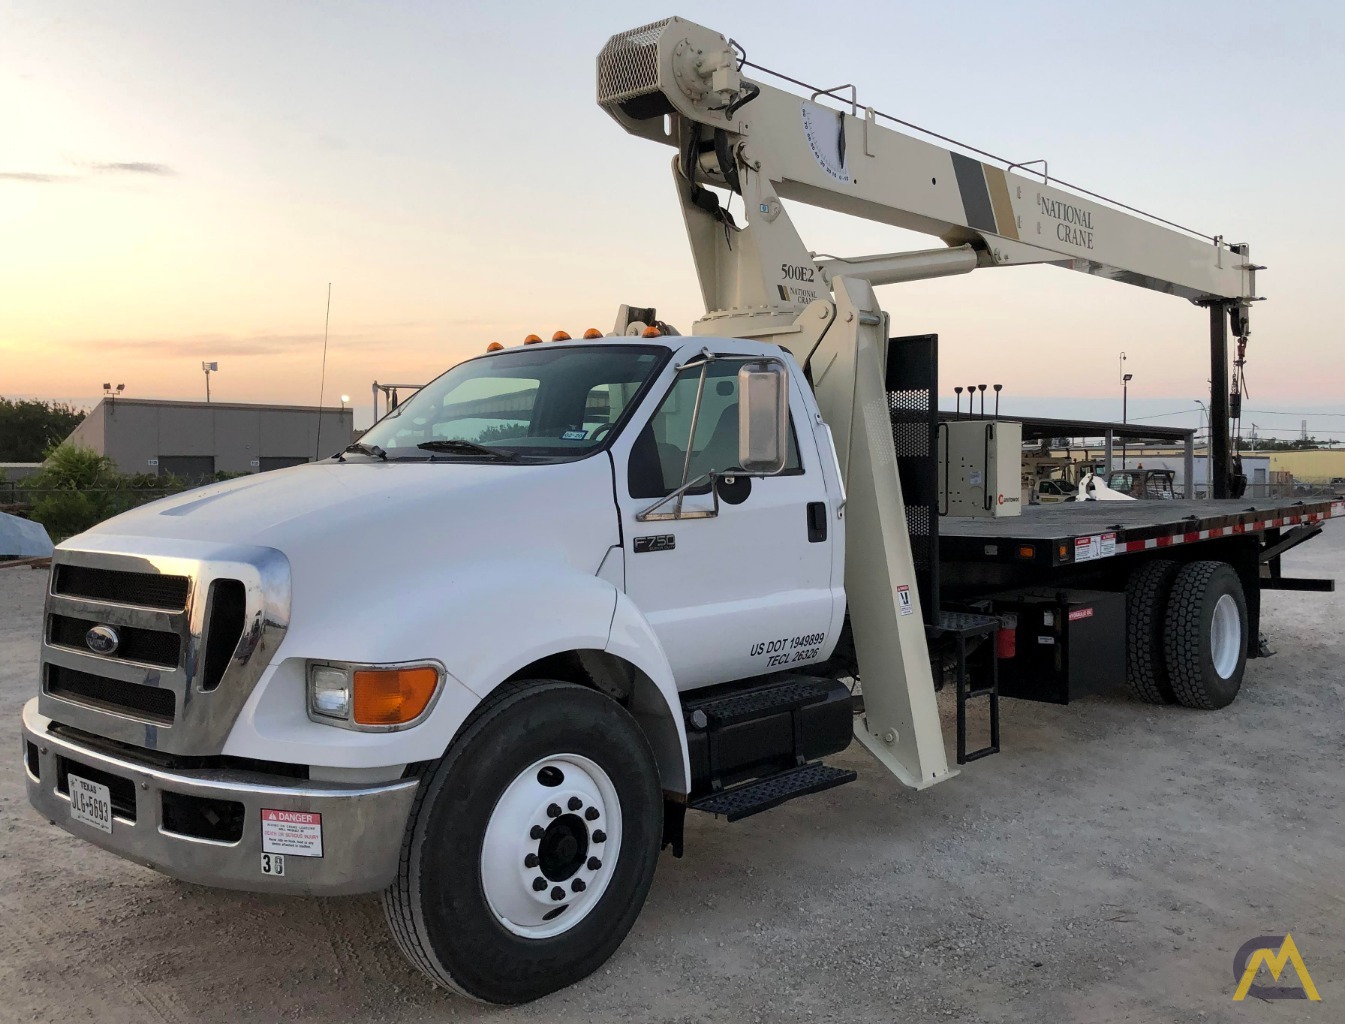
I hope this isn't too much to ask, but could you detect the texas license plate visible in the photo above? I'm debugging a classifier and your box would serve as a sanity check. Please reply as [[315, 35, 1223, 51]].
[[68, 773, 113, 834]]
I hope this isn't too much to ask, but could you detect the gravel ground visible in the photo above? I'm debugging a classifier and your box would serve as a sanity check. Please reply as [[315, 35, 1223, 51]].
[[2, 532, 1342, 1023]]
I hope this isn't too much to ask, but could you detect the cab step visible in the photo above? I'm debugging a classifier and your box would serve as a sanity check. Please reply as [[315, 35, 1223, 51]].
[[682, 677, 829, 729], [687, 762, 856, 822]]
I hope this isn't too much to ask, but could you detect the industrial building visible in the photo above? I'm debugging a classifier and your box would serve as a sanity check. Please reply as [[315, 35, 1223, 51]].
[[62, 398, 354, 479]]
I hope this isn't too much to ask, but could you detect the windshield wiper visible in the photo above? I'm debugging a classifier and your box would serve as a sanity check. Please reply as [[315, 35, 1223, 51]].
[[338, 442, 387, 461], [416, 439, 519, 461]]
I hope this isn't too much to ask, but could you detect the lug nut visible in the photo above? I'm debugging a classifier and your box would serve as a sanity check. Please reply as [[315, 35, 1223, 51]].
[[532, 877, 547, 892], [546, 803, 561, 818], [524, 853, 539, 868], [530, 825, 545, 840], [587, 857, 601, 871], [584, 807, 599, 821], [568, 796, 582, 811], [592, 829, 606, 844], [550, 886, 565, 902], [571, 879, 586, 893]]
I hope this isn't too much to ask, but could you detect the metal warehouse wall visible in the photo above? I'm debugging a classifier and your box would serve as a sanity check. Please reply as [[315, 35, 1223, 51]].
[[1263, 449, 1345, 485], [78, 399, 354, 476]]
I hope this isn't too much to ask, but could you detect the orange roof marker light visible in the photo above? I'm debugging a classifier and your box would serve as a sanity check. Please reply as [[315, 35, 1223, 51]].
[[642, 326, 662, 338], [485, 342, 504, 352], [583, 328, 603, 339], [523, 334, 543, 345], [552, 330, 571, 342]]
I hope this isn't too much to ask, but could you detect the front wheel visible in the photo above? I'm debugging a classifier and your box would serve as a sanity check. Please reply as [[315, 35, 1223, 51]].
[[383, 680, 663, 1003]]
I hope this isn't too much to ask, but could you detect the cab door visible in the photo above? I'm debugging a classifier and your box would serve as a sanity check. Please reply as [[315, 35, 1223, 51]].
[[613, 351, 842, 690]]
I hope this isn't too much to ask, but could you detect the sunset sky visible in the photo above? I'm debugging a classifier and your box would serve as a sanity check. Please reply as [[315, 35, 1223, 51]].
[[2, 0, 1342, 438]]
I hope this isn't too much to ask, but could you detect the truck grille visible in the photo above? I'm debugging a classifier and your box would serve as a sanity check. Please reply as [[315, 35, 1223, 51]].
[[39, 547, 290, 755], [46, 663, 176, 724], [55, 564, 190, 610], [47, 613, 181, 667]]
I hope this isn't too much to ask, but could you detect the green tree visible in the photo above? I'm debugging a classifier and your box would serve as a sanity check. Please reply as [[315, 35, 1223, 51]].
[[24, 443, 187, 541], [0, 398, 86, 461]]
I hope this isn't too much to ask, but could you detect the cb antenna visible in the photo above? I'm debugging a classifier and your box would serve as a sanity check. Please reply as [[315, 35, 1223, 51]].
[[315, 283, 332, 460]]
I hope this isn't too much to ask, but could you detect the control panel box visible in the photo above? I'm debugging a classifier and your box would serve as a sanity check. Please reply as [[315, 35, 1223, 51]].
[[938, 420, 1023, 518]]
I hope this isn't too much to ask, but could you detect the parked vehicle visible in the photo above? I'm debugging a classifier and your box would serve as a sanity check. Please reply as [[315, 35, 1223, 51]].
[[21, 16, 1340, 1004]]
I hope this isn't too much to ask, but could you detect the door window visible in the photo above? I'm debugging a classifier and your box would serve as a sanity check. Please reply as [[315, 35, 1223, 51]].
[[628, 360, 802, 499]]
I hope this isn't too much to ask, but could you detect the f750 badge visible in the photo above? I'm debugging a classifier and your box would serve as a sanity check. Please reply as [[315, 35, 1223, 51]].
[[633, 535, 675, 554]]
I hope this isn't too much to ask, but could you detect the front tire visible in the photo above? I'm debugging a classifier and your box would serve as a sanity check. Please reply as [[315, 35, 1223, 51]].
[[1163, 561, 1248, 710], [384, 680, 663, 1003]]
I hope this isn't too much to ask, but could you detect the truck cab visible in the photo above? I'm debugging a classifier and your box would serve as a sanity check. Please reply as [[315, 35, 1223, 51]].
[[22, 333, 852, 1002]]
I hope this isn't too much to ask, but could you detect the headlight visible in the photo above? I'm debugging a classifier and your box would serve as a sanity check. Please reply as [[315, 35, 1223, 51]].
[[310, 665, 353, 718], [306, 660, 444, 731]]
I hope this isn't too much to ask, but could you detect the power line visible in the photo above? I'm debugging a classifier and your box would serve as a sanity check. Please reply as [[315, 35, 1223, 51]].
[[1125, 408, 1203, 421], [1244, 408, 1345, 417]]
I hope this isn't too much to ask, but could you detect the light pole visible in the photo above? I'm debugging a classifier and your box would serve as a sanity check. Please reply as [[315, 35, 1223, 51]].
[[1121, 371, 1133, 470], [202, 361, 218, 402], [340, 394, 350, 411]]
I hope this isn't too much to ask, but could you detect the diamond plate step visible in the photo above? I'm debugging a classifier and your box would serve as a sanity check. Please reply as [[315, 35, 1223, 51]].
[[687, 762, 857, 822], [683, 679, 829, 729]]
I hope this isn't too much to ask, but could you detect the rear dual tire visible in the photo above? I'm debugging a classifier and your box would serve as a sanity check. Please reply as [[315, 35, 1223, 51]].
[[1125, 558, 1248, 710], [1125, 559, 1181, 704], [1164, 561, 1248, 710]]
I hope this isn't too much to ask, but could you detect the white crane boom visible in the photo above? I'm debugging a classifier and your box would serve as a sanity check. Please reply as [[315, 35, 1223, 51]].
[[597, 18, 1261, 789], [598, 17, 1259, 330]]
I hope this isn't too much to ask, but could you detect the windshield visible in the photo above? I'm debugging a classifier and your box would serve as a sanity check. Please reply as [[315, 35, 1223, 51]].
[[357, 344, 669, 462]]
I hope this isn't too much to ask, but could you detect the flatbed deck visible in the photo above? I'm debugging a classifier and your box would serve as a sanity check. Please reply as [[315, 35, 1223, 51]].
[[941, 497, 1345, 568]]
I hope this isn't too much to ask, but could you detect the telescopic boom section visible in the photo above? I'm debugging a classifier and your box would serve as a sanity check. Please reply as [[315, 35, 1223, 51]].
[[597, 17, 1259, 327]]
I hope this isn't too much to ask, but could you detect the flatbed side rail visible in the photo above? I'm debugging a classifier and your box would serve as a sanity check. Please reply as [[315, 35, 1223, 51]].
[[939, 499, 1345, 569]]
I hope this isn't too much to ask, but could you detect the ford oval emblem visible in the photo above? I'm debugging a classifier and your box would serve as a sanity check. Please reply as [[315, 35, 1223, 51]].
[[85, 625, 120, 655]]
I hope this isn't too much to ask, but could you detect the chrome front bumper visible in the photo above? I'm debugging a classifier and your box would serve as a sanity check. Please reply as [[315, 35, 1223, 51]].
[[21, 699, 419, 896]]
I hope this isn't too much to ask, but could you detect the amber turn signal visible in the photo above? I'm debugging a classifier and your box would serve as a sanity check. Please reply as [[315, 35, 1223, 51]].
[[552, 330, 571, 341], [352, 666, 440, 726], [523, 334, 543, 345], [583, 328, 603, 339], [486, 342, 504, 352], [641, 326, 662, 338]]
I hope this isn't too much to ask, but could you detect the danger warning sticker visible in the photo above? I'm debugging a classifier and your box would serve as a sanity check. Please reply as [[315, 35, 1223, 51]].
[[896, 584, 914, 616], [1068, 607, 1094, 622], [1073, 532, 1117, 563], [261, 809, 323, 858]]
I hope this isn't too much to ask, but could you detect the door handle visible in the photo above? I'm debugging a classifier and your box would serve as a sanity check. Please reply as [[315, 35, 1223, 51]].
[[806, 501, 828, 543]]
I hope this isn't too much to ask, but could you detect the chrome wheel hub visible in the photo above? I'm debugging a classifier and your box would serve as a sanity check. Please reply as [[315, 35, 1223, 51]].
[[480, 754, 621, 939], [1210, 592, 1241, 679]]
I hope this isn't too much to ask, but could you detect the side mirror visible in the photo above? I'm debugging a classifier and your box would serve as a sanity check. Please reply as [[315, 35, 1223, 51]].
[[737, 359, 789, 475]]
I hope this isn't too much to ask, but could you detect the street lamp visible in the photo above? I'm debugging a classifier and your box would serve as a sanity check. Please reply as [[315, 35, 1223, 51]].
[[1121, 371, 1134, 470], [340, 394, 350, 411], [202, 361, 218, 402]]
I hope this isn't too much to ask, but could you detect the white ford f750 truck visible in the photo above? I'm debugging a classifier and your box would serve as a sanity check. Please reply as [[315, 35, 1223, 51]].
[[22, 16, 1341, 1005]]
